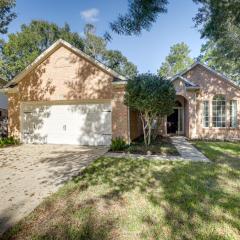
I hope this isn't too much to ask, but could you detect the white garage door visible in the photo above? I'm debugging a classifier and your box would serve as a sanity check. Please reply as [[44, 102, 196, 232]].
[[21, 103, 112, 145]]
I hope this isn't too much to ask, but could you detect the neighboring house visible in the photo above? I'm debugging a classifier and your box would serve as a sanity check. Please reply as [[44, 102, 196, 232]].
[[1, 39, 240, 145], [0, 78, 8, 120]]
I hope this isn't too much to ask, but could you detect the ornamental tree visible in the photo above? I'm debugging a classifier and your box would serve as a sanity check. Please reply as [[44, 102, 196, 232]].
[[124, 73, 176, 145]]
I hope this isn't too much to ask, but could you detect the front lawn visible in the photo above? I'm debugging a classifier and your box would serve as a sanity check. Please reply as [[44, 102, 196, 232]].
[[192, 140, 240, 168], [3, 143, 240, 240]]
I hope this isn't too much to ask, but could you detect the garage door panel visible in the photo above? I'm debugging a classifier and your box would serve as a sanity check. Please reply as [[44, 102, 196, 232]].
[[22, 103, 112, 145]]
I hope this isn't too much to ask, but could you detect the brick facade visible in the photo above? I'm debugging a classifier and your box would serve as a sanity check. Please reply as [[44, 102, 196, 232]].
[[7, 44, 129, 143]]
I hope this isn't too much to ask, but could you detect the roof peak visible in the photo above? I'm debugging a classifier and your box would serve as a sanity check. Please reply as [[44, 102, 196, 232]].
[[5, 38, 127, 88]]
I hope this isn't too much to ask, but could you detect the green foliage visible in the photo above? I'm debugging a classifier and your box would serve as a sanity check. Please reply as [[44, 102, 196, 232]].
[[110, 137, 127, 151], [0, 20, 84, 80], [110, 0, 168, 35], [158, 42, 194, 78], [0, 0, 16, 34], [193, 0, 240, 40], [83, 24, 138, 79], [194, 0, 240, 83], [198, 40, 240, 85], [103, 50, 138, 79], [0, 136, 19, 147], [124, 73, 176, 145], [83, 24, 107, 60]]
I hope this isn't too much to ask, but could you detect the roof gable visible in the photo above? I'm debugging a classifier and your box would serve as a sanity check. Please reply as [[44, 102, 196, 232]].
[[171, 75, 199, 90], [5, 39, 127, 88], [171, 62, 240, 90]]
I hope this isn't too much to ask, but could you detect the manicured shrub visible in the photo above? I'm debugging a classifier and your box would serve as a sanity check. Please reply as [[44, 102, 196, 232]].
[[0, 137, 20, 147], [110, 137, 127, 151]]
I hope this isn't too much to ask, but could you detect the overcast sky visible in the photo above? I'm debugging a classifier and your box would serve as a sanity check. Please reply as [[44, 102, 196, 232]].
[[5, 0, 205, 73]]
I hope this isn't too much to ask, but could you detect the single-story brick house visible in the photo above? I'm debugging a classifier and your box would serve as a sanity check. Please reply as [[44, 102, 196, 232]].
[[1, 39, 240, 145]]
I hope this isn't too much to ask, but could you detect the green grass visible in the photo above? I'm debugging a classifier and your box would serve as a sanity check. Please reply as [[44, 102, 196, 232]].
[[2, 142, 240, 240], [192, 141, 240, 168]]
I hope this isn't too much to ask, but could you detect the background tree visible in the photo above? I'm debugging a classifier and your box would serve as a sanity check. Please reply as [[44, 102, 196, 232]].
[[103, 50, 138, 79], [83, 24, 107, 60], [158, 42, 194, 78], [198, 40, 240, 85], [194, 0, 240, 81], [194, 0, 240, 84], [0, 20, 84, 80], [124, 73, 175, 145], [83, 24, 138, 79], [0, 0, 16, 34]]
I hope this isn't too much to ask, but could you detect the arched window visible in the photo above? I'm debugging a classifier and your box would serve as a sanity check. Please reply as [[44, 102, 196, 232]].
[[212, 95, 226, 127]]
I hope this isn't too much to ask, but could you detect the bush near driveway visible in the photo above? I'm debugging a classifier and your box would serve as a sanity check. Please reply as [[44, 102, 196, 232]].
[[2, 141, 240, 240], [0, 137, 19, 147]]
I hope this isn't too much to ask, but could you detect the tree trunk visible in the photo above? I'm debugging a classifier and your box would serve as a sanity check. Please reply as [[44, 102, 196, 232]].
[[152, 116, 163, 141], [140, 113, 147, 145], [140, 112, 156, 146]]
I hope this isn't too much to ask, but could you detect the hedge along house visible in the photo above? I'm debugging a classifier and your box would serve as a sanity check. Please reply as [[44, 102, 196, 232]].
[[1, 39, 134, 145], [165, 62, 240, 139]]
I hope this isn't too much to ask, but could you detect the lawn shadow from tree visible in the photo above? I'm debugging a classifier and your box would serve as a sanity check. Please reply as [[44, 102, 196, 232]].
[[193, 141, 240, 170], [73, 157, 240, 240]]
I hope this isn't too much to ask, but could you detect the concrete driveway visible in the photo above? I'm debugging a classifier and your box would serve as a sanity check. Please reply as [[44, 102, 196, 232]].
[[0, 144, 107, 235]]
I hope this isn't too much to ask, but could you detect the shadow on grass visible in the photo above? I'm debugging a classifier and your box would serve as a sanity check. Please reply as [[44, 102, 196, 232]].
[[192, 141, 240, 169], [2, 199, 117, 240], [31, 207, 116, 240], [73, 157, 240, 239], [2, 156, 240, 240]]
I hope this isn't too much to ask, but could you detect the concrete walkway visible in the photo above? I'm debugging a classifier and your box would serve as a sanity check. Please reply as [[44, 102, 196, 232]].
[[170, 136, 210, 162]]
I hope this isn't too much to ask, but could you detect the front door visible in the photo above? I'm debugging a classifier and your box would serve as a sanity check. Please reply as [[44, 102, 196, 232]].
[[167, 108, 184, 135], [167, 109, 178, 134]]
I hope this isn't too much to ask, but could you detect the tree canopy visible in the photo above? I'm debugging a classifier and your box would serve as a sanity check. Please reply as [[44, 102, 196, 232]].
[[0, 20, 84, 80], [82, 24, 138, 79], [111, 0, 168, 35], [194, 0, 240, 81], [111, 0, 240, 38], [0, 0, 16, 34], [198, 40, 240, 85], [158, 42, 194, 78], [103, 50, 138, 79], [83, 23, 107, 61], [124, 73, 175, 145], [193, 0, 240, 41]]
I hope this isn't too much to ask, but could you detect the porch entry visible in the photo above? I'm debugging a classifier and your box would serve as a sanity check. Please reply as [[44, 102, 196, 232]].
[[167, 100, 184, 135]]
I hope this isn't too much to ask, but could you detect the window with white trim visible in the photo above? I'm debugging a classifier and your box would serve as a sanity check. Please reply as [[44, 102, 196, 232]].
[[230, 100, 238, 128], [203, 101, 209, 127], [212, 95, 226, 127]]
